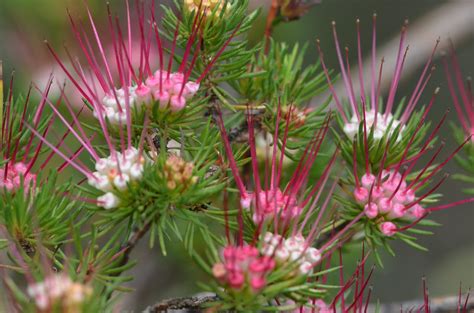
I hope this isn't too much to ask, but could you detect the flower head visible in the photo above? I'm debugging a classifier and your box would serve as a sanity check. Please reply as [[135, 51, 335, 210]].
[[162, 154, 198, 191], [27, 84, 150, 210], [0, 162, 36, 193], [218, 107, 338, 235], [209, 106, 369, 307], [27, 274, 92, 311], [346, 97, 474, 238], [184, 0, 227, 16], [87, 147, 148, 209], [317, 16, 439, 141], [1, 76, 75, 195], [261, 232, 320, 276], [213, 244, 275, 292], [47, 1, 238, 124]]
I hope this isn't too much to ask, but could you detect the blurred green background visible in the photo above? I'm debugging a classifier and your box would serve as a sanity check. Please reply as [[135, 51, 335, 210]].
[[0, 0, 472, 311]]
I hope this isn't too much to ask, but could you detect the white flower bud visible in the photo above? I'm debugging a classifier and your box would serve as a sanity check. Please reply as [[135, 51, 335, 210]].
[[299, 261, 313, 275], [284, 238, 301, 252], [275, 247, 290, 262], [294, 234, 305, 244], [113, 174, 130, 191], [130, 163, 144, 180], [290, 250, 304, 262], [124, 148, 139, 162], [103, 95, 118, 109], [97, 192, 120, 209], [270, 234, 282, 247], [95, 158, 109, 172], [305, 247, 321, 263], [96, 175, 112, 192], [263, 232, 273, 244], [87, 174, 99, 188], [184, 82, 200, 99], [262, 245, 275, 256], [343, 123, 358, 138], [119, 160, 133, 175]]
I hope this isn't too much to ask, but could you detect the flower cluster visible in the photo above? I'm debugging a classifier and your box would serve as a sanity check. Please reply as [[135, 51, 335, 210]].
[[94, 72, 201, 125], [142, 71, 200, 112], [241, 188, 302, 224], [163, 155, 198, 190], [94, 87, 137, 125], [27, 274, 92, 311], [354, 170, 425, 236], [318, 17, 439, 146], [343, 109, 404, 141], [184, 0, 226, 16], [0, 162, 36, 193], [282, 106, 311, 128], [88, 148, 147, 209], [47, 0, 239, 130], [262, 232, 321, 276], [212, 245, 275, 292]]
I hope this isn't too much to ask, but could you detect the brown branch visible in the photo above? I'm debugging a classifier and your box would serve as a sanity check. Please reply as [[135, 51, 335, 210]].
[[143, 295, 219, 313], [264, 0, 281, 53], [118, 220, 153, 267], [371, 295, 474, 313], [142, 294, 473, 313]]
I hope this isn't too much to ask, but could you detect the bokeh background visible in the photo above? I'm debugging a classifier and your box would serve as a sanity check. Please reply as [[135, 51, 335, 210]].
[[0, 0, 472, 311]]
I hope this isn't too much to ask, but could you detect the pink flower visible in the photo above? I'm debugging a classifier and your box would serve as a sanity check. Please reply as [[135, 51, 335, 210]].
[[249, 276, 266, 291], [379, 222, 397, 236], [354, 187, 369, 204], [407, 204, 425, 219], [364, 203, 378, 219], [228, 271, 245, 289]]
